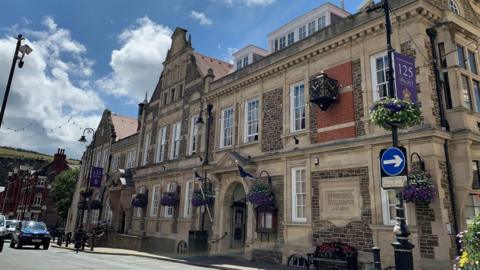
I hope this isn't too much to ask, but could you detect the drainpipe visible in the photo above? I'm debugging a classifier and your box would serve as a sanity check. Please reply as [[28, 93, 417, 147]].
[[426, 27, 461, 254]]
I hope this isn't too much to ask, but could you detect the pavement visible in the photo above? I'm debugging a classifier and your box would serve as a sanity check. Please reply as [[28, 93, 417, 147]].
[[49, 242, 291, 270], [0, 240, 214, 270]]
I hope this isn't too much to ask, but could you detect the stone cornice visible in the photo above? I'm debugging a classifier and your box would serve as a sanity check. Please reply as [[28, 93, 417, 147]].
[[205, 0, 431, 101]]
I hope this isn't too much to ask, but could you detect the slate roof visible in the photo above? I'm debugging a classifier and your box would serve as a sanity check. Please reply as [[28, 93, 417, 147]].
[[193, 51, 234, 80], [111, 114, 138, 141]]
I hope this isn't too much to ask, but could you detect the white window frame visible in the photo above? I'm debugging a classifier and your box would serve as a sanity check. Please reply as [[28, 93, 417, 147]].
[[243, 56, 248, 67], [381, 189, 409, 225], [136, 186, 146, 218], [290, 82, 306, 132], [33, 193, 42, 206], [188, 117, 199, 155], [308, 21, 316, 36], [150, 185, 160, 217], [466, 194, 480, 224], [287, 32, 294, 46], [170, 122, 181, 159], [156, 127, 167, 163], [142, 132, 151, 166], [299, 25, 306, 40], [279, 36, 286, 50], [220, 107, 234, 148], [244, 97, 259, 143], [183, 181, 194, 218], [448, 0, 460, 15], [370, 52, 391, 101], [164, 182, 177, 218], [318, 16, 326, 29], [291, 167, 307, 223]]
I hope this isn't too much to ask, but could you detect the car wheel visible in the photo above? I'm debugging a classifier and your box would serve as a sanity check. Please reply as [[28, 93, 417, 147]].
[[34, 244, 40, 249], [9, 240, 15, 248], [17, 239, 22, 249], [43, 243, 49, 250]]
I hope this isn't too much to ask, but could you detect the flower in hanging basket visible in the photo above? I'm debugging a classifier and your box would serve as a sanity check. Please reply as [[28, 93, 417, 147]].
[[191, 190, 215, 207], [160, 192, 179, 207], [247, 181, 274, 207], [369, 97, 421, 130], [131, 193, 148, 208], [403, 171, 436, 204], [89, 199, 102, 210]]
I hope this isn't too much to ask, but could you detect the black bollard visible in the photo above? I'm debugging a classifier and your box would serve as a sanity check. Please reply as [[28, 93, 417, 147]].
[[372, 247, 382, 270]]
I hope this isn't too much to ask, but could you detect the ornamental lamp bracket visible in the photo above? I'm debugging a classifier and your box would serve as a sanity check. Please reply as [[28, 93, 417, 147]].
[[309, 73, 339, 111]]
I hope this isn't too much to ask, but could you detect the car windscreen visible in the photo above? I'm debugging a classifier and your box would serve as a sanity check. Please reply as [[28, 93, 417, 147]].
[[23, 222, 47, 231], [6, 220, 19, 228]]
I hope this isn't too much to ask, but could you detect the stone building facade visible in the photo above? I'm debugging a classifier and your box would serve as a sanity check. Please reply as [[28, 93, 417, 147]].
[[72, 0, 480, 269]]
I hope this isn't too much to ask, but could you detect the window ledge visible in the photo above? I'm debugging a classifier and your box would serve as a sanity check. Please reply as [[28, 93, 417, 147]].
[[283, 222, 311, 227], [281, 130, 308, 139], [240, 140, 260, 147]]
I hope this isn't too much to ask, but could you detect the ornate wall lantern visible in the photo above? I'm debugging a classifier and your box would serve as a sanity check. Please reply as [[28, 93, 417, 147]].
[[309, 73, 339, 111]]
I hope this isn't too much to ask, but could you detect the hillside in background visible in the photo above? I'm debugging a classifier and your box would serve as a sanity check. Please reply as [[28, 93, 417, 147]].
[[0, 146, 80, 186]]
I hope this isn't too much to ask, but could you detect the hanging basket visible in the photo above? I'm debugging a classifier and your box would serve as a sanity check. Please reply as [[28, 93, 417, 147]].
[[191, 190, 215, 207], [131, 193, 148, 208], [160, 192, 179, 207], [247, 181, 275, 207], [89, 199, 102, 210], [369, 97, 421, 130], [403, 171, 436, 205]]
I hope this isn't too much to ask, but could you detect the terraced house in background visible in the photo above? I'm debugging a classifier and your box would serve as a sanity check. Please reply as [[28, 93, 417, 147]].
[[69, 0, 480, 269]]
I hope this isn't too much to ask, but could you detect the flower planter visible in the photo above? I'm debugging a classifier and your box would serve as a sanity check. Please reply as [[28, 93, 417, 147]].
[[369, 97, 421, 130], [403, 171, 435, 205], [131, 193, 148, 208], [191, 190, 214, 207], [247, 181, 275, 207], [160, 192, 179, 207]]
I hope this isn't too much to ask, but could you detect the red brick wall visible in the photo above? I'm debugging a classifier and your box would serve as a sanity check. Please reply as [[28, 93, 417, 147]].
[[314, 61, 356, 143]]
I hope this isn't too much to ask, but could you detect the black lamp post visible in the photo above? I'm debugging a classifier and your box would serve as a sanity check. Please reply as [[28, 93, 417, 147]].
[[77, 128, 96, 231], [195, 104, 213, 231], [0, 34, 33, 129]]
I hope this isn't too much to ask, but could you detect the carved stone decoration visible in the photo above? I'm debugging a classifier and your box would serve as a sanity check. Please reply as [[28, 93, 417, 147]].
[[309, 73, 339, 111]]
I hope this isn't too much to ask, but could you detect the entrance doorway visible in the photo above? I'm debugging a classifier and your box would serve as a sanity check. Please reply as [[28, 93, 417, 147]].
[[230, 183, 246, 249]]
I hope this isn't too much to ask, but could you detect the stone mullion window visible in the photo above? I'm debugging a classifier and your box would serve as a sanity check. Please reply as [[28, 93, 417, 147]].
[[292, 167, 307, 223], [461, 75, 473, 110], [220, 107, 234, 148], [290, 83, 306, 132], [150, 185, 160, 217], [142, 132, 151, 166], [156, 127, 167, 163], [189, 116, 199, 155], [170, 122, 181, 159], [245, 98, 259, 143]]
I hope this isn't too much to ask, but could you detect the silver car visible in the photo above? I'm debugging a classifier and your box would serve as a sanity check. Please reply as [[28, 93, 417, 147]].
[[5, 220, 20, 239]]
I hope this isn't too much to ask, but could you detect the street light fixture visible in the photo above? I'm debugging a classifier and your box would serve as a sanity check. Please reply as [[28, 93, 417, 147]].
[[0, 34, 33, 129]]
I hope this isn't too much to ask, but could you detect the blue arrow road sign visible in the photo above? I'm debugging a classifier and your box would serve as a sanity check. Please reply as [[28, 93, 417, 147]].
[[381, 147, 406, 176]]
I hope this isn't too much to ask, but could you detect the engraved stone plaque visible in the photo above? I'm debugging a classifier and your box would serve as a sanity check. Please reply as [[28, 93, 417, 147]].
[[319, 177, 361, 226]]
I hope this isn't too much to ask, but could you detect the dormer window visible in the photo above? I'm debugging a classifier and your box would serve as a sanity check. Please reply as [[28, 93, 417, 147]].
[[279, 36, 286, 50], [448, 0, 460, 15], [243, 56, 248, 67]]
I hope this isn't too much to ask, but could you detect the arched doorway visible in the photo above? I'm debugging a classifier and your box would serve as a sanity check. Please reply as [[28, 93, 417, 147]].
[[230, 183, 247, 249]]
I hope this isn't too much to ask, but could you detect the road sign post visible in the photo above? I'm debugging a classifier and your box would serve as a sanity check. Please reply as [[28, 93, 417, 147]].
[[379, 146, 414, 270]]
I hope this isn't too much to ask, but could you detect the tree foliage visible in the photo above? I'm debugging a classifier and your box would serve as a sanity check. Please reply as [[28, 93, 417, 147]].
[[52, 168, 79, 222]]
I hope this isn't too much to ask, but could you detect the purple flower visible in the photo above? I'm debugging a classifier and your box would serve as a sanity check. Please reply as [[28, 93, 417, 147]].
[[160, 192, 179, 207], [191, 190, 215, 207], [247, 182, 275, 206], [132, 193, 148, 208]]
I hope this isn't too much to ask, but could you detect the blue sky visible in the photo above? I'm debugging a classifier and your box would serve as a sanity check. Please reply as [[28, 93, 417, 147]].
[[0, 0, 363, 158]]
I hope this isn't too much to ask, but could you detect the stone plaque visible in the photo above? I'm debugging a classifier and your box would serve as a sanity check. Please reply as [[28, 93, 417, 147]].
[[319, 177, 361, 226]]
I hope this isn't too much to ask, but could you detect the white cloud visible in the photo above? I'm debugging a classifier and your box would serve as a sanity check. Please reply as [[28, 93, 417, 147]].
[[190, 11, 213, 26], [243, 0, 275, 6], [210, 0, 274, 6], [0, 17, 104, 159], [96, 16, 172, 102]]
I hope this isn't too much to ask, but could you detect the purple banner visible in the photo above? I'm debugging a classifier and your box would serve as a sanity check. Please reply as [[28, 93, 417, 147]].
[[90, 167, 103, 187], [394, 52, 417, 103]]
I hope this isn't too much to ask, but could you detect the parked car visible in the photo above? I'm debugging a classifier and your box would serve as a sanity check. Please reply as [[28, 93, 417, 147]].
[[10, 221, 51, 250], [0, 215, 5, 252], [5, 220, 21, 239]]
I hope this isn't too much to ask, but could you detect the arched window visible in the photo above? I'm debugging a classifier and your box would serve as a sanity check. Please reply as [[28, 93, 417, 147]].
[[448, 0, 460, 15], [177, 241, 188, 254]]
